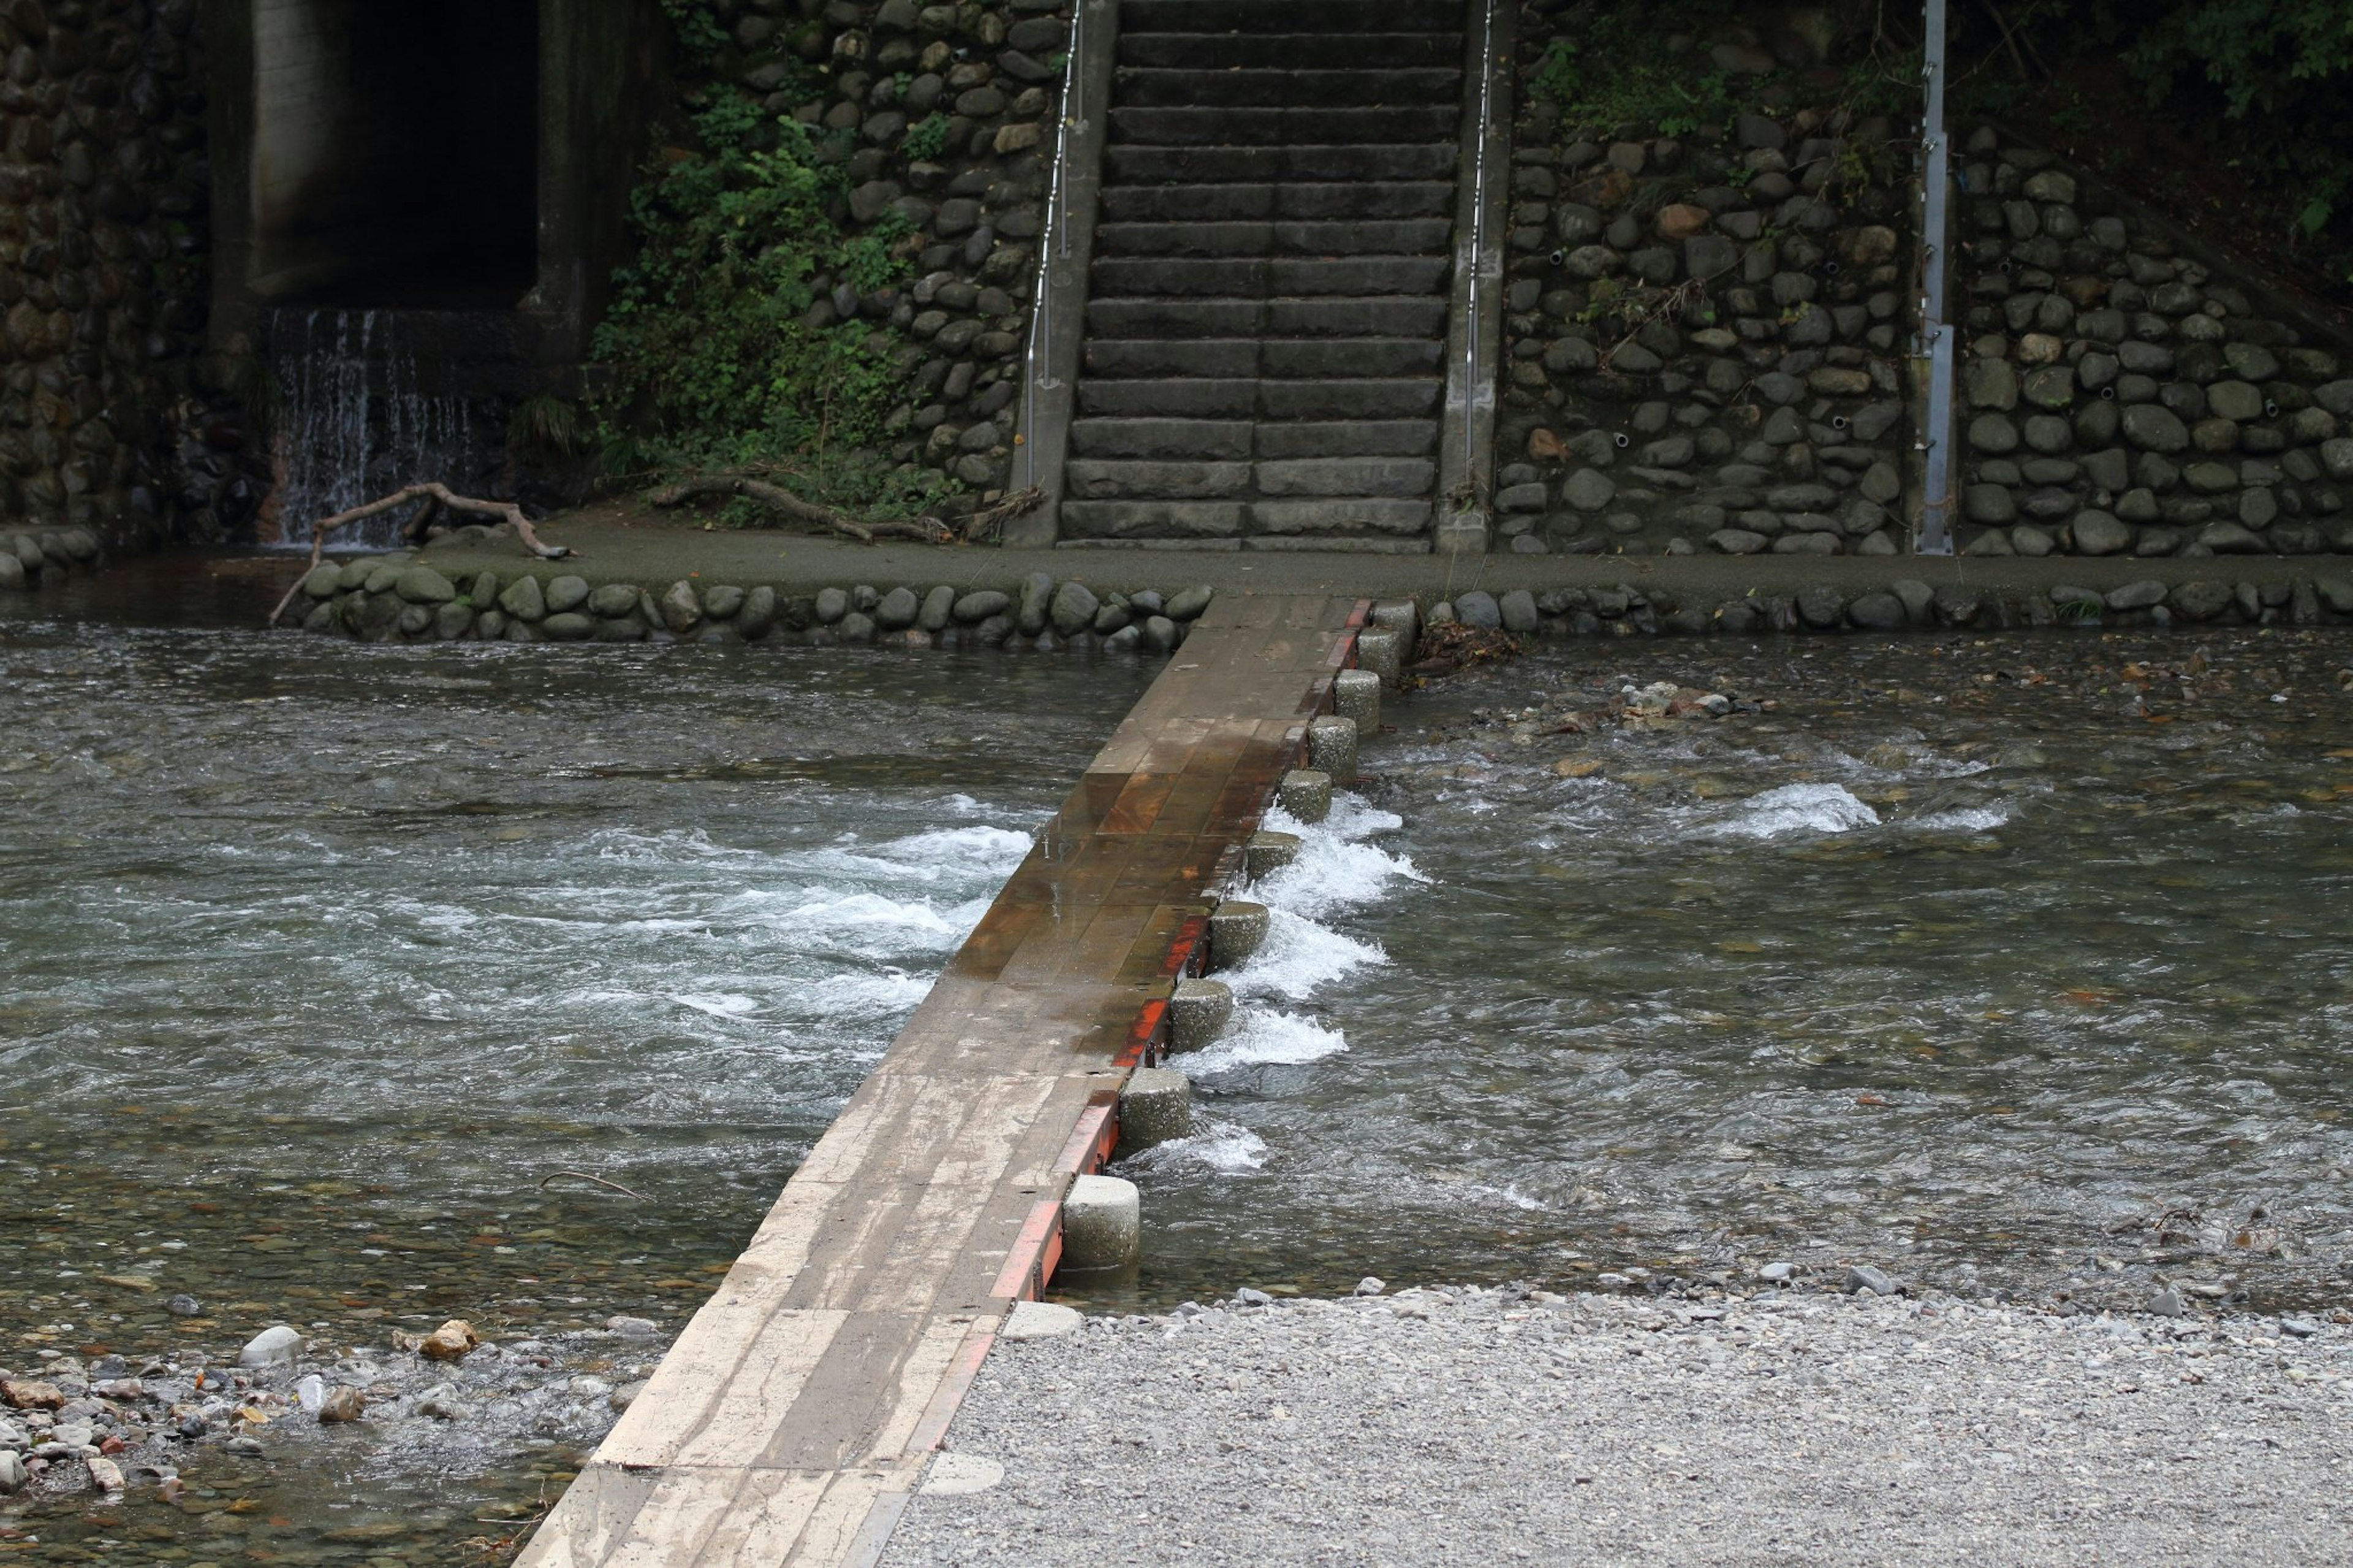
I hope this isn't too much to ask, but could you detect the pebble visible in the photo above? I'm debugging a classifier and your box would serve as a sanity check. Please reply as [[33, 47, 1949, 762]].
[[886, 1289, 2353, 1566], [238, 1325, 303, 1368]]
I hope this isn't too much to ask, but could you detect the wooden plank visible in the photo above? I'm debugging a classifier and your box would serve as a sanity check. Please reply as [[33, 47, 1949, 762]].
[[515, 596, 1363, 1568]]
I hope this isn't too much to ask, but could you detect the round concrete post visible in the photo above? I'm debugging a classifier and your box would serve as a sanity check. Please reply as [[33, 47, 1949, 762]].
[[1370, 598, 1419, 658], [1117, 1067, 1192, 1151], [1354, 627, 1403, 687], [1207, 900, 1269, 971], [1278, 768, 1332, 824], [1334, 668, 1381, 736], [1307, 714, 1358, 785], [1061, 1174, 1141, 1270], [1245, 829, 1302, 881], [1169, 977, 1233, 1051]]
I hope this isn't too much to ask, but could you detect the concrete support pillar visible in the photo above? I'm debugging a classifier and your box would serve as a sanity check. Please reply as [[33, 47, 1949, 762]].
[[1370, 599, 1419, 658], [1207, 900, 1268, 971], [1354, 627, 1403, 687], [1334, 668, 1381, 736], [1278, 768, 1332, 823], [1061, 1174, 1140, 1270], [1117, 1067, 1192, 1151], [1245, 830, 1302, 880], [1169, 977, 1233, 1051], [1307, 715, 1358, 785]]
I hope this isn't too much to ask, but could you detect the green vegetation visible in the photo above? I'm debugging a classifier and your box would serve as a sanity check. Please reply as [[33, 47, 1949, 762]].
[[590, 2, 953, 522], [1958, 1, 2353, 287]]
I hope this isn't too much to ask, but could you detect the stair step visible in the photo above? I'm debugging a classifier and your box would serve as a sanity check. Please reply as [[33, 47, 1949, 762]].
[[1083, 339, 1259, 377], [1089, 257, 1270, 298], [1099, 182, 1455, 224], [1068, 499, 1439, 540], [1086, 298, 1267, 338], [1118, 31, 1463, 69], [1113, 67, 1463, 110], [1070, 417, 1439, 460], [1061, 499, 1246, 540], [1086, 296, 1449, 340], [1105, 143, 1460, 185], [1111, 105, 1461, 146], [1256, 456, 1436, 498], [1077, 379, 1444, 419], [1093, 219, 1455, 257], [1261, 379, 1443, 419], [1271, 256, 1453, 295], [1262, 338, 1446, 377], [1083, 338, 1444, 379], [1251, 498, 1435, 534], [1253, 420, 1438, 458], [1120, 0, 1466, 32], [1086, 255, 1453, 300], [1267, 297, 1450, 337], [1242, 534, 1436, 555], [1069, 419, 1257, 460], [1066, 460, 1255, 500], [1078, 379, 1261, 419]]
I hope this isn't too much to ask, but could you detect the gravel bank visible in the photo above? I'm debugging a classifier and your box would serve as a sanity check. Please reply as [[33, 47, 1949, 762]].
[[885, 1285, 2353, 1566]]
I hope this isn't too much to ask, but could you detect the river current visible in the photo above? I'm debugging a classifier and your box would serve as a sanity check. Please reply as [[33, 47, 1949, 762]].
[[0, 559, 1151, 1562]]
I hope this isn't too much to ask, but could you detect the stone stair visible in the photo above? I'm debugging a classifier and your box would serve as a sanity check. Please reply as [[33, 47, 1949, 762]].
[[1061, 0, 1466, 551]]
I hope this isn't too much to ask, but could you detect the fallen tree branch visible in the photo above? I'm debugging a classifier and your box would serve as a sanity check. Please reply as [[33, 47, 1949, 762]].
[[267, 482, 574, 627], [953, 485, 1043, 543], [646, 474, 955, 545]]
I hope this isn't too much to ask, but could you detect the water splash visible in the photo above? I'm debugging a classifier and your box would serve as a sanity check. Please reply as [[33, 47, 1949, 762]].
[[266, 309, 490, 548]]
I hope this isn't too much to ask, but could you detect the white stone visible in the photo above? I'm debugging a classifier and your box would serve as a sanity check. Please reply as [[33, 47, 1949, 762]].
[[1001, 1301, 1084, 1342], [920, 1452, 1006, 1495], [238, 1324, 303, 1368]]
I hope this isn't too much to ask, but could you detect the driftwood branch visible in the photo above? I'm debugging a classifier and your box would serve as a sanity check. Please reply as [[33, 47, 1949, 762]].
[[267, 482, 574, 627], [953, 485, 1043, 543], [646, 475, 956, 545]]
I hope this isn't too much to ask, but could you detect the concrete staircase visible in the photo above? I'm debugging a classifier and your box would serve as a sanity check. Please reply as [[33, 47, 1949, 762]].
[[1060, 0, 1466, 551]]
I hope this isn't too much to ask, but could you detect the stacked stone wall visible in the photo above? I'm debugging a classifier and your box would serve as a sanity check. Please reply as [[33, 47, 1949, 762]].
[[707, 0, 1064, 509], [1498, 32, 1917, 558], [1950, 126, 2353, 559], [0, 0, 232, 551], [286, 548, 1217, 654]]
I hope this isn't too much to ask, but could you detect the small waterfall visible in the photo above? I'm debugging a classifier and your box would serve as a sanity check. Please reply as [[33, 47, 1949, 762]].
[[265, 309, 494, 550]]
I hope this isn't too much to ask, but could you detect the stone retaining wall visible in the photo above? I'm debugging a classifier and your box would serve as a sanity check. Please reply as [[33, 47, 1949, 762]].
[[1430, 572, 2353, 638], [1950, 126, 2353, 560], [726, 0, 1066, 508], [285, 555, 1215, 653], [0, 521, 101, 588], [1500, 19, 1916, 558], [0, 0, 224, 552]]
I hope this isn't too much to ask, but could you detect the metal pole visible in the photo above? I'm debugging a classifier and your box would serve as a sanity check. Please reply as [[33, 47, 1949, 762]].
[[1916, 0, 1956, 554]]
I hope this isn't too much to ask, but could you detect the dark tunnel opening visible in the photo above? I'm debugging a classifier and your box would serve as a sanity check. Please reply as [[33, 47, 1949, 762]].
[[251, 0, 540, 308]]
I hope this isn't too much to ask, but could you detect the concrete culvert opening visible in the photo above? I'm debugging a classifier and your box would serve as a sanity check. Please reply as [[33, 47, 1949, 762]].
[[251, 0, 539, 307]]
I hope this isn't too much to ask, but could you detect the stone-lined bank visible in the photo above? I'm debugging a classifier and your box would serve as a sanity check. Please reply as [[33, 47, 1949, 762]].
[[1428, 572, 2353, 637], [0, 523, 103, 589], [286, 556, 1218, 653]]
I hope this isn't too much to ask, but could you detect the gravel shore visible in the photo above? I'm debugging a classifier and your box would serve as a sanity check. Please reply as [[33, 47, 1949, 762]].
[[885, 1284, 2353, 1566]]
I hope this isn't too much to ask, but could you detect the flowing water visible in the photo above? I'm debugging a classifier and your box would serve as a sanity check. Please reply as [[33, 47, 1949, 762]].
[[0, 565, 1151, 1561], [1119, 629, 2353, 1321], [266, 311, 495, 547]]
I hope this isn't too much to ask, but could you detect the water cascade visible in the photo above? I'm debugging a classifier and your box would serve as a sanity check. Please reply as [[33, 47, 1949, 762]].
[[264, 308, 496, 548]]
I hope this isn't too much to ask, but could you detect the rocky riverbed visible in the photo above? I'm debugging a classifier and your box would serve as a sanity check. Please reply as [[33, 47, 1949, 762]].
[[887, 1284, 2353, 1566]]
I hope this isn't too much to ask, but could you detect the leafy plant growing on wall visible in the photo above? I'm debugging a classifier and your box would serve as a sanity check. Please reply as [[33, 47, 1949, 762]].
[[593, 4, 952, 521]]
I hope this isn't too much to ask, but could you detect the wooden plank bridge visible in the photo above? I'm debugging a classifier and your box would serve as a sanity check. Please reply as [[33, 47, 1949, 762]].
[[516, 593, 1368, 1567]]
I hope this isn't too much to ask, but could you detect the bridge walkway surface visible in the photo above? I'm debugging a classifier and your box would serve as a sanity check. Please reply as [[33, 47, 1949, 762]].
[[514, 592, 1368, 1567]]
